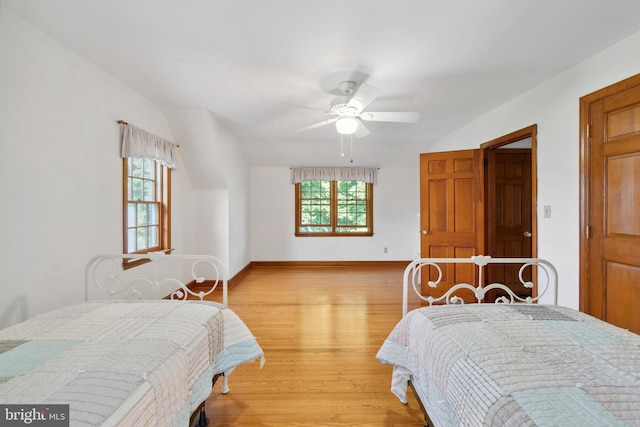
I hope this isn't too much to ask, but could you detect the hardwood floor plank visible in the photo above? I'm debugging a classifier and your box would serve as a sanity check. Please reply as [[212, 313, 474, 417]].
[[204, 265, 424, 426]]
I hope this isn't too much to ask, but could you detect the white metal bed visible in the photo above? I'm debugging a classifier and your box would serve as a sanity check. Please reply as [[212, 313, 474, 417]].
[[378, 256, 640, 427], [0, 253, 263, 427]]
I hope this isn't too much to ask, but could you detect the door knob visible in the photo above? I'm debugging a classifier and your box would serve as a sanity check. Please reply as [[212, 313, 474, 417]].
[[422, 230, 428, 235], [523, 231, 532, 237]]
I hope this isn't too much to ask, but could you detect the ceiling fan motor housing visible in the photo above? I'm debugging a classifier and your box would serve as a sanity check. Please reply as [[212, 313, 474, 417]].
[[329, 100, 361, 115]]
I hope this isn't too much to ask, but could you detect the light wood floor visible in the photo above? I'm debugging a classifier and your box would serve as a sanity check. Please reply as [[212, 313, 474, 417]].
[[203, 265, 424, 426]]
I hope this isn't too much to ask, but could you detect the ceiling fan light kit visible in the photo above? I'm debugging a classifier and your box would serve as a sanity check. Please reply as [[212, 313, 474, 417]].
[[335, 116, 358, 135]]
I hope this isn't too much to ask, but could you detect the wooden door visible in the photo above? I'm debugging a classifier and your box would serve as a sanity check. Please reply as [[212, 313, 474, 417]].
[[419, 149, 484, 301], [486, 148, 533, 298], [581, 73, 640, 333]]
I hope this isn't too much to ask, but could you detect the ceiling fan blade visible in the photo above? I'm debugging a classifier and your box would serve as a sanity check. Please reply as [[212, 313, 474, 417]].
[[359, 111, 420, 123], [355, 120, 370, 138], [347, 83, 382, 112], [296, 116, 339, 132]]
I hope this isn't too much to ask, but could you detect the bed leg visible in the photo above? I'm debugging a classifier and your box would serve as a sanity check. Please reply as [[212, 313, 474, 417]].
[[221, 374, 229, 394], [190, 403, 209, 427], [196, 407, 209, 427], [408, 380, 434, 427]]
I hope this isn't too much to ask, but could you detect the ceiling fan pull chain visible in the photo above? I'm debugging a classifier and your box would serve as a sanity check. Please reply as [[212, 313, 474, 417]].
[[340, 134, 345, 157], [350, 134, 354, 163]]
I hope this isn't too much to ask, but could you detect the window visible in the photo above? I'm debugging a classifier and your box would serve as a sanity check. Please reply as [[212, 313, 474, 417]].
[[123, 157, 171, 267], [295, 180, 373, 236]]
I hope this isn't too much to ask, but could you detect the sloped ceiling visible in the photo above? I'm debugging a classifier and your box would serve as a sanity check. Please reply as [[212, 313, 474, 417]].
[[5, 0, 640, 167]]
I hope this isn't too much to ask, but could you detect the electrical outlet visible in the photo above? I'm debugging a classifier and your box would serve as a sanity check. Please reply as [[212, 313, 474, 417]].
[[383, 247, 388, 253]]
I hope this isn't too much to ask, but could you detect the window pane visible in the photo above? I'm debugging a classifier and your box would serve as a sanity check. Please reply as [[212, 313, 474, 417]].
[[320, 181, 330, 198], [143, 180, 154, 201], [336, 226, 369, 233], [137, 204, 148, 226], [148, 226, 158, 247], [136, 227, 148, 250], [131, 178, 143, 201], [148, 204, 158, 226], [128, 203, 136, 226], [143, 158, 154, 179], [319, 205, 330, 224], [301, 182, 311, 198], [127, 229, 136, 252], [299, 226, 332, 233], [131, 158, 143, 178]]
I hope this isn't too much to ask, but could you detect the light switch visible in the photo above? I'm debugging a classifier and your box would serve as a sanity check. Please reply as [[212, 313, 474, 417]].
[[543, 205, 551, 218]]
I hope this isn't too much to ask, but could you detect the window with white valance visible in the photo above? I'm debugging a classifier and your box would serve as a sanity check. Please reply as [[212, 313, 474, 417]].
[[119, 121, 174, 266], [291, 167, 377, 236], [290, 167, 378, 184], [120, 122, 178, 170]]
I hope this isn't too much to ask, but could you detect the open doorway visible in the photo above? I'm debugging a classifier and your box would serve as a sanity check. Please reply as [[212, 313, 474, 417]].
[[482, 125, 537, 299]]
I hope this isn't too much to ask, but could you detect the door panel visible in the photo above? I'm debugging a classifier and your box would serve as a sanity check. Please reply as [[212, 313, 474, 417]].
[[420, 149, 484, 302], [491, 149, 533, 297], [582, 74, 640, 333], [605, 263, 640, 331]]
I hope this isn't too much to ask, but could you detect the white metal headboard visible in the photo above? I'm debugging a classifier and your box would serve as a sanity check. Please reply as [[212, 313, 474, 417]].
[[85, 253, 228, 305], [403, 256, 558, 316]]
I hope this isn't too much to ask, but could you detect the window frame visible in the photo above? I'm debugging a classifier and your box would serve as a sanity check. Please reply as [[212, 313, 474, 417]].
[[294, 180, 373, 237], [122, 157, 172, 269]]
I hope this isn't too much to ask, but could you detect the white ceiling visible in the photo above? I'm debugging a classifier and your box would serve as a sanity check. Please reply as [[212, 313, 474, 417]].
[[5, 0, 640, 167]]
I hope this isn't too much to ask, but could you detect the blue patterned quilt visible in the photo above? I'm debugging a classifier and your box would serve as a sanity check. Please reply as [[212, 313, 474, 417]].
[[0, 300, 264, 426], [376, 304, 640, 426]]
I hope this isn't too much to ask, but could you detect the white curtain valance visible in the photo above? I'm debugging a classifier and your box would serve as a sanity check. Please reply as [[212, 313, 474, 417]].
[[290, 167, 378, 184], [120, 123, 178, 169]]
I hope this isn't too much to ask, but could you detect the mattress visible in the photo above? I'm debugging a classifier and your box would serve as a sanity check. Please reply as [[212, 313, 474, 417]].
[[376, 304, 640, 426], [0, 300, 264, 426]]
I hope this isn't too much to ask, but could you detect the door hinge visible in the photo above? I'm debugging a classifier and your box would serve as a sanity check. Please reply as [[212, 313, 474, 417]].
[[586, 124, 591, 139], [586, 225, 591, 239]]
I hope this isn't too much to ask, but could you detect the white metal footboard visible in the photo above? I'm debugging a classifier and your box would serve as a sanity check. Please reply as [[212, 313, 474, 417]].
[[85, 253, 228, 305], [402, 256, 558, 316]]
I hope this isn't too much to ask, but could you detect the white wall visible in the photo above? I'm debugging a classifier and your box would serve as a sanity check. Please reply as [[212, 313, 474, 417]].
[[251, 166, 420, 261], [164, 108, 251, 276], [427, 30, 640, 309]]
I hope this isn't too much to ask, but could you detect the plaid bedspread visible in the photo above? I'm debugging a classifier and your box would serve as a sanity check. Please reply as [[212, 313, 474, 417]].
[[376, 304, 640, 426], [0, 300, 264, 426]]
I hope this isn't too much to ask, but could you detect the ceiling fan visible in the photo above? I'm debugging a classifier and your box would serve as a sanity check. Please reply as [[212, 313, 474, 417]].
[[296, 81, 420, 137]]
